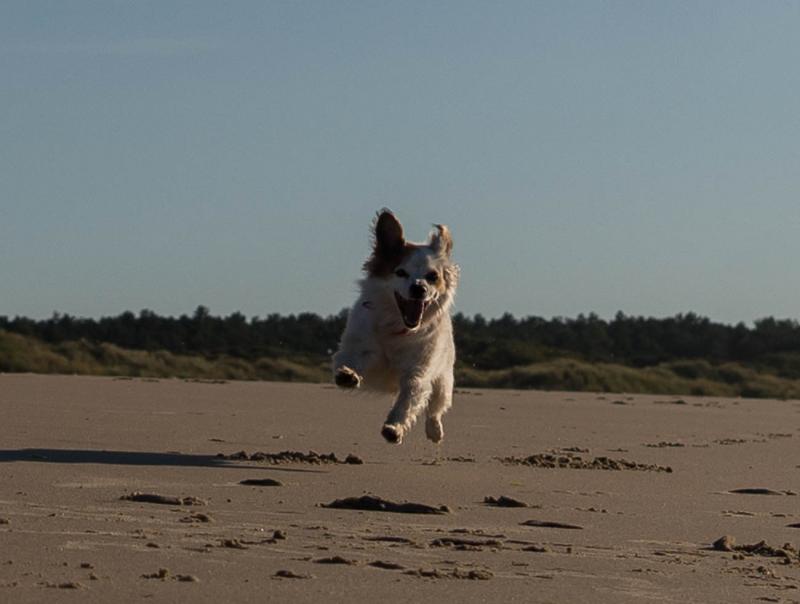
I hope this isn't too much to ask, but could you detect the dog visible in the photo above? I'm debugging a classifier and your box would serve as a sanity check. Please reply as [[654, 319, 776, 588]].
[[332, 209, 459, 445]]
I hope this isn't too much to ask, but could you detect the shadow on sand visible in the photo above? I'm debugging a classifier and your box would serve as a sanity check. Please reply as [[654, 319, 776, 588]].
[[0, 448, 326, 473]]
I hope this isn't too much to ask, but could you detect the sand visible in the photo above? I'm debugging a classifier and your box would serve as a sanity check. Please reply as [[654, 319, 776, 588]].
[[1, 374, 799, 602]]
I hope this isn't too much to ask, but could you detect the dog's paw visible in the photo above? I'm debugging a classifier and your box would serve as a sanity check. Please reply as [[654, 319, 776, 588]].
[[381, 423, 404, 445], [425, 417, 444, 444], [334, 366, 362, 389]]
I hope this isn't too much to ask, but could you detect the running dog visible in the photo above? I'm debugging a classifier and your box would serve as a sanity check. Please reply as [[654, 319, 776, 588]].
[[333, 209, 459, 445]]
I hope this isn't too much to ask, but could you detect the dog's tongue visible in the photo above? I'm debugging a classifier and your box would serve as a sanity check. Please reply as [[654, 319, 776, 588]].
[[395, 293, 425, 328], [403, 299, 424, 327]]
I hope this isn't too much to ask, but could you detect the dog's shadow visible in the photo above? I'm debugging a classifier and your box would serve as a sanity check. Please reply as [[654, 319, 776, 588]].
[[0, 448, 325, 473]]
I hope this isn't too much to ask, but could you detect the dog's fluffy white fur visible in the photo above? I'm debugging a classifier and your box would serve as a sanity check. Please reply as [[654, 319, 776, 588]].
[[332, 209, 459, 445]]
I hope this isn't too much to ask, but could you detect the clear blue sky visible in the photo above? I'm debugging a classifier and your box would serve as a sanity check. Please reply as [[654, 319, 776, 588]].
[[2, 1, 799, 323]]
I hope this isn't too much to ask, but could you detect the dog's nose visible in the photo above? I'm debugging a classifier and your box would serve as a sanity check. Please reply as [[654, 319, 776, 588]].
[[409, 283, 426, 300]]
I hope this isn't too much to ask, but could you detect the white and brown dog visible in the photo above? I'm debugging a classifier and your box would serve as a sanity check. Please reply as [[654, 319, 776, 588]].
[[333, 209, 459, 445]]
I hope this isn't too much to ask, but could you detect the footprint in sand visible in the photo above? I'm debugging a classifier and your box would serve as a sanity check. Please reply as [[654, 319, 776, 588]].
[[728, 488, 796, 496], [484, 495, 529, 508], [322, 495, 450, 515], [368, 560, 406, 570], [239, 478, 283, 487], [313, 556, 359, 565], [363, 536, 415, 545], [274, 570, 313, 579], [430, 537, 503, 550], [120, 492, 206, 506], [404, 568, 493, 580], [521, 519, 583, 530]]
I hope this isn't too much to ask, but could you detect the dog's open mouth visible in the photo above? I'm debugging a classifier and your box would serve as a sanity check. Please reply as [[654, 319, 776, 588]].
[[394, 292, 428, 329]]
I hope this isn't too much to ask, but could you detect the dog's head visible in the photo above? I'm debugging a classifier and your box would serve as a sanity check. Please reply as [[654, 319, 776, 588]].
[[363, 209, 457, 331]]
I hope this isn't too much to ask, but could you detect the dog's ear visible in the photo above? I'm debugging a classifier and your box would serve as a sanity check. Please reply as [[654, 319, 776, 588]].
[[364, 209, 406, 275], [429, 224, 453, 258], [374, 209, 405, 256]]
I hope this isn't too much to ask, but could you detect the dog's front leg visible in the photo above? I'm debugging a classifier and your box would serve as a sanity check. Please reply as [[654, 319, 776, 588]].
[[381, 377, 432, 444], [332, 303, 376, 389], [333, 336, 373, 388], [332, 348, 373, 389]]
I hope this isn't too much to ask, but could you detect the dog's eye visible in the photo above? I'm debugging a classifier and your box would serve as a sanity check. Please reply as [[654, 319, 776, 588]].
[[425, 271, 439, 283], [395, 269, 409, 278]]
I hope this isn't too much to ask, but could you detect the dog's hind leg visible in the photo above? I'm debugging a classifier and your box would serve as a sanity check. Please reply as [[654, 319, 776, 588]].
[[381, 378, 432, 444], [424, 373, 453, 444]]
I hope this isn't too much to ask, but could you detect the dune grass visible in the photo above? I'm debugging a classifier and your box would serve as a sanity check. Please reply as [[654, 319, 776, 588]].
[[2, 329, 799, 399]]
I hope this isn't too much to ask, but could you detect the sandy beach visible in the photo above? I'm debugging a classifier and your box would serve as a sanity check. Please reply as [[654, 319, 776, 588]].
[[1, 374, 799, 602]]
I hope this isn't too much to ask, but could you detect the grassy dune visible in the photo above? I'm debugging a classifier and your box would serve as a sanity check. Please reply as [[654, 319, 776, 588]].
[[455, 358, 800, 399], [0, 330, 328, 383], [2, 329, 799, 398]]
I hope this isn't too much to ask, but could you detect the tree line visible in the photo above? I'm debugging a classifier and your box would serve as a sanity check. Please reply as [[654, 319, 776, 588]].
[[2, 307, 800, 373]]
